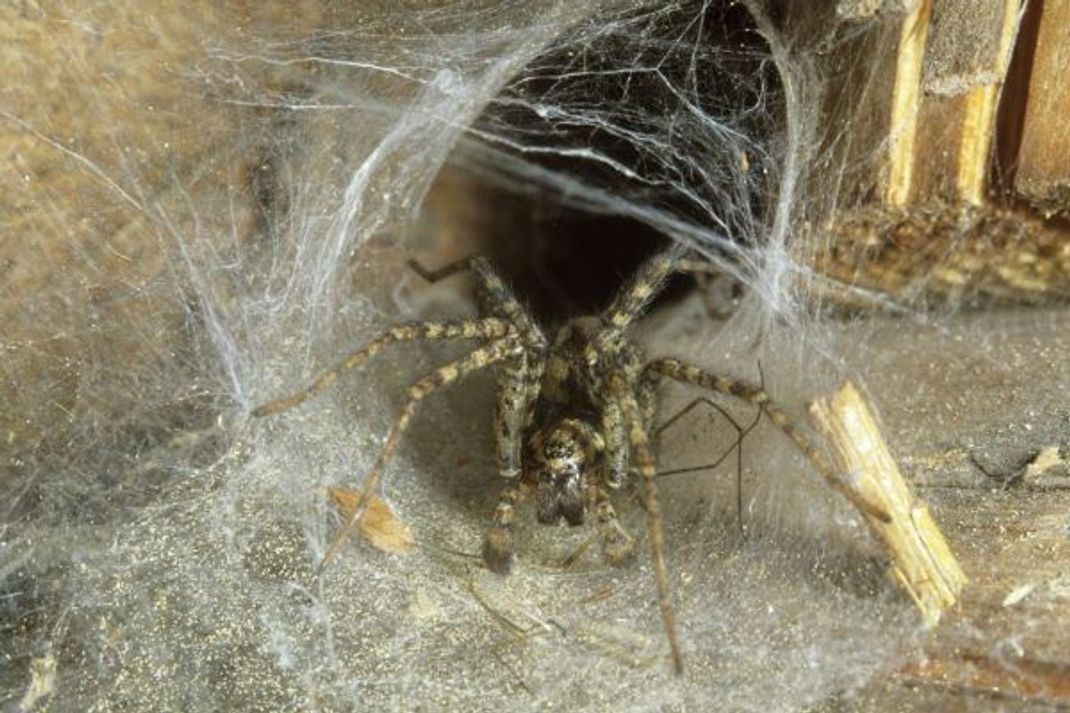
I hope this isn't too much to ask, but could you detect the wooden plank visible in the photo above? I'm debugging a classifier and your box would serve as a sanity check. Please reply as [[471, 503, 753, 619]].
[[909, 0, 1019, 204], [1015, 0, 1070, 214], [885, 0, 932, 206]]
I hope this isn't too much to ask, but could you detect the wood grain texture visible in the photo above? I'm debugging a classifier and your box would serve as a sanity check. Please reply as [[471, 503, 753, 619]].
[[1015, 0, 1070, 214], [810, 382, 966, 628]]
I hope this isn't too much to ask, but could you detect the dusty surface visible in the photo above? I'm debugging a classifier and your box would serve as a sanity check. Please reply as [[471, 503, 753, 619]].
[[4, 264, 1068, 712], [3, 3, 1069, 710], [826, 306, 1070, 711]]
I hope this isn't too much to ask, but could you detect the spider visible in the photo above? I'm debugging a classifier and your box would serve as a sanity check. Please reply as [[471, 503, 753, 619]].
[[252, 245, 888, 674]]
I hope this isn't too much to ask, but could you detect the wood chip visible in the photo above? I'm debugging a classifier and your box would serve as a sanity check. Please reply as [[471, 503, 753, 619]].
[[1002, 583, 1036, 607], [810, 381, 967, 627]]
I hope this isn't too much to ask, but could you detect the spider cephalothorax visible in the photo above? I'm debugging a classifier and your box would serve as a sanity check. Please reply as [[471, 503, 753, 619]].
[[253, 246, 887, 675]]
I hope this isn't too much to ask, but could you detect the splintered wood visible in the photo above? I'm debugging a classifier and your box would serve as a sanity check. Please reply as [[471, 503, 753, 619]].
[[810, 382, 966, 627], [1014, 0, 1070, 213], [885, 0, 1020, 206]]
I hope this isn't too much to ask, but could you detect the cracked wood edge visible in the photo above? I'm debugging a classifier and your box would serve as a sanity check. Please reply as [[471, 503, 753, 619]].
[[810, 381, 967, 627], [884, 0, 931, 207]]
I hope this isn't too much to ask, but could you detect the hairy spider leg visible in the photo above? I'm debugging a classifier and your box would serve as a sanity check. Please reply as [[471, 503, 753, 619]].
[[468, 257, 545, 345], [592, 486, 635, 566], [589, 246, 737, 360], [409, 256, 544, 347], [588, 249, 681, 360], [410, 256, 548, 480], [467, 259, 548, 479], [635, 362, 659, 427], [483, 479, 527, 574], [600, 351, 648, 488], [641, 358, 891, 524], [607, 370, 685, 675], [318, 337, 524, 570], [252, 318, 514, 417], [590, 246, 703, 487], [493, 353, 545, 478], [600, 397, 628, 488]]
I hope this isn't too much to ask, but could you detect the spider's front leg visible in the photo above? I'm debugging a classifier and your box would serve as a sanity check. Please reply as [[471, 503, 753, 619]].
[[600, 398, 628, 488], [411, 254, 547, 481], [592, 486, 635, 566], [319, 337, 523, 569], [411, 253, 556, 575], [482, 479, 527, 574], [493, 352, 545, 478], [482, 352, 544, 575]]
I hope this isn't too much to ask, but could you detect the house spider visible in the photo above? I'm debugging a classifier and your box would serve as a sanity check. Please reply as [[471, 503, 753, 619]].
[[253, 246, 888, 674]]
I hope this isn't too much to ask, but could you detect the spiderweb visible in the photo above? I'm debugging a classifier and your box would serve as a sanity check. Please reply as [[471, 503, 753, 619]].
[[7, 0, 1051, 710]]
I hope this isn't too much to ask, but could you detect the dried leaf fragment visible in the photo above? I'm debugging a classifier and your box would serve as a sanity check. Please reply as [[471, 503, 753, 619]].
[[327, 486, 416, 555]]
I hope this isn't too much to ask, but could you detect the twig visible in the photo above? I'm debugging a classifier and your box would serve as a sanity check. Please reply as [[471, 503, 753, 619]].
[[810, 381, 967, 627]]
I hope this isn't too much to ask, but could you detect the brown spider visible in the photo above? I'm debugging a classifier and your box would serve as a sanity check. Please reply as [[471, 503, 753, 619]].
[[252, 246, 888, 674]]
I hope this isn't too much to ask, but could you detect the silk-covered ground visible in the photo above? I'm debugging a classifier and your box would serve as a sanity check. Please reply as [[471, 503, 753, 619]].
[[3, 2, 1069, 711]]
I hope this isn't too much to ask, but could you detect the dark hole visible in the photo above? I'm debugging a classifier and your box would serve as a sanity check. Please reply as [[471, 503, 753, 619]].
[[429, 0, 778, 323], [469, 186, 681, 323]]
